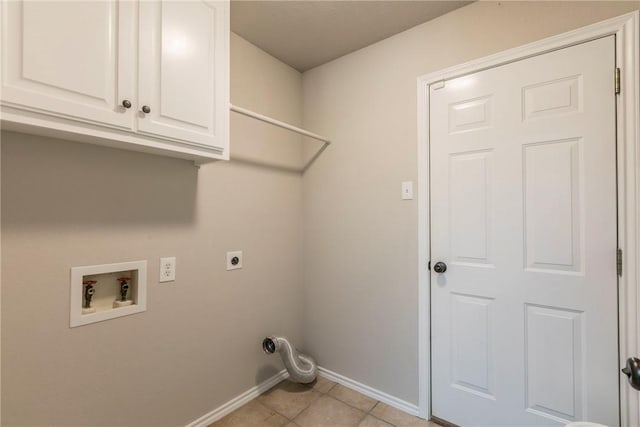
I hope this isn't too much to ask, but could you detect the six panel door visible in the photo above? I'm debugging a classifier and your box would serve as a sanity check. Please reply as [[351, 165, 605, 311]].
[[430, 36, 618, 426]]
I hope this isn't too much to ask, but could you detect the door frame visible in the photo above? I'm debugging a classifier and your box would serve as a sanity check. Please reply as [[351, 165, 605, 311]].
[[416, 11, 639, 424]]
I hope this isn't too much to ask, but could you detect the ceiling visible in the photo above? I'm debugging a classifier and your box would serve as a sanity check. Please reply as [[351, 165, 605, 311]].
[[230, 1, 472, 72]]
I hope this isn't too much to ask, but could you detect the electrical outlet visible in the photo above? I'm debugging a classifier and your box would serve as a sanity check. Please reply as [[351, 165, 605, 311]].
[[226, 251, 243, 271], [159, 257, 176, 282]]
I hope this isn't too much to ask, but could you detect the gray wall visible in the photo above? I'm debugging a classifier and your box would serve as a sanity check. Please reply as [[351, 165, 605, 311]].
[[301, 1, 639, 405], [1, 33, 304, 426]]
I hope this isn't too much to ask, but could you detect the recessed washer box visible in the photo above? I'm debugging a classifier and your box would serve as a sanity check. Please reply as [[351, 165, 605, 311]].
[[70, 260, 147, 328]]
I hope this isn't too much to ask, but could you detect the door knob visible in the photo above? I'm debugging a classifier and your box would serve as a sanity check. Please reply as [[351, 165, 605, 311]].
[[433, 262, 447, 274], [121, 100, 132, 109], [622, 357, 640, 390], [141, 105, 151, 114]]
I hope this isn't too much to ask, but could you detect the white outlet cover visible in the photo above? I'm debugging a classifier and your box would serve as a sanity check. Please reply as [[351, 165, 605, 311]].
[[226, 251, 243, 271], [159, 257, 176, 282]]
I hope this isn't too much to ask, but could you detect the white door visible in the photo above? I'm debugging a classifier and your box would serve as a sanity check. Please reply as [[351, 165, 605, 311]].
[[1, 1, 134, 128], [137, 0, 228, 149], [430, 36, 618, 426]]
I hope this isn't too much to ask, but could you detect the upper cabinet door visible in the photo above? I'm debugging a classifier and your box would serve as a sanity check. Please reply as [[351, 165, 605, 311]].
[[1, 1, 135, 129], [137, 0, 229, 151]]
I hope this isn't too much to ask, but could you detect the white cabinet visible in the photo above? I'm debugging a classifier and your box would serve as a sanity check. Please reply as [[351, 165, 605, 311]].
[[0, 0, 229, 162], [1, 1, 134, 129], [138, 1, 227, 147]]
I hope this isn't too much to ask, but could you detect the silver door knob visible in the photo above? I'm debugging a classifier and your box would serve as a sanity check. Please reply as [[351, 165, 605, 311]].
[[433, 262, 447, 274], [622, 357, 640, 390]]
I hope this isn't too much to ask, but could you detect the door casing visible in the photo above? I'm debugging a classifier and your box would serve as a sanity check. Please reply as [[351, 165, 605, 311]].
[[416, 11, 640, 425]]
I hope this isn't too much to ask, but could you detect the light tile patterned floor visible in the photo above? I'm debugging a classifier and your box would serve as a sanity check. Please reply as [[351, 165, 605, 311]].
[[210, 376, 440, 427]]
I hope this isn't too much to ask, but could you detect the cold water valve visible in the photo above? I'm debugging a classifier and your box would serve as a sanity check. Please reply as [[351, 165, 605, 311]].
[[118, 277, 130, 301], [113, 277, 133, 308]]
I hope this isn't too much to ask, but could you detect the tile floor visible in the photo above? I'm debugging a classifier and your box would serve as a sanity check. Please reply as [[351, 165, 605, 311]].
[[210, 376, 440, 427]]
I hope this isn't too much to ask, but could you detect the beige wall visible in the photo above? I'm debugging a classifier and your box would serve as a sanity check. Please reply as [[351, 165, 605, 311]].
[[301, 1, 639, 404], [3, 3, 640, 425], [1, 33, 303, 426]]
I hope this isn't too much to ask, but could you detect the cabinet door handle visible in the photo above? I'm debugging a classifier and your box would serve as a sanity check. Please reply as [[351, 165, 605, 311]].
[[141, 105, 151, 114], [121, 100, 132, 109]]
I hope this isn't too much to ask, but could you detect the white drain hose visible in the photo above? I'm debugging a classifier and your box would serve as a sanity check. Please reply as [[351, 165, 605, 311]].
[[262, 336, 317, 383]]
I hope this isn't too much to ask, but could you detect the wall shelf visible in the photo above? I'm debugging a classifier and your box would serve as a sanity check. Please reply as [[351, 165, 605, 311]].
[[230, 104, 331, 172]]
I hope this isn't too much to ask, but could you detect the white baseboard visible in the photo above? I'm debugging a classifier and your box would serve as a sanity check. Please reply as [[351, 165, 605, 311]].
[[185, 369, 289, 427], [318, 367, 420, 417]]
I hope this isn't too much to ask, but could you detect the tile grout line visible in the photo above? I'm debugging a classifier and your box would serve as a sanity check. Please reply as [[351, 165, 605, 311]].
[[324, 384, 393, 424], [290, 380, 337, 423], [314, 381, 373, 427], [258, 378, 402, 427], [290, 383, 323, 421], [261, 379, 339, 424], [257, 398, 298, 423], [311, 381, 398, 427]]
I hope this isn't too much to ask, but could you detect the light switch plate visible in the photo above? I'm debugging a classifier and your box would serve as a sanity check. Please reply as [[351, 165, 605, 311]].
[[402, 181, 414, 200]]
